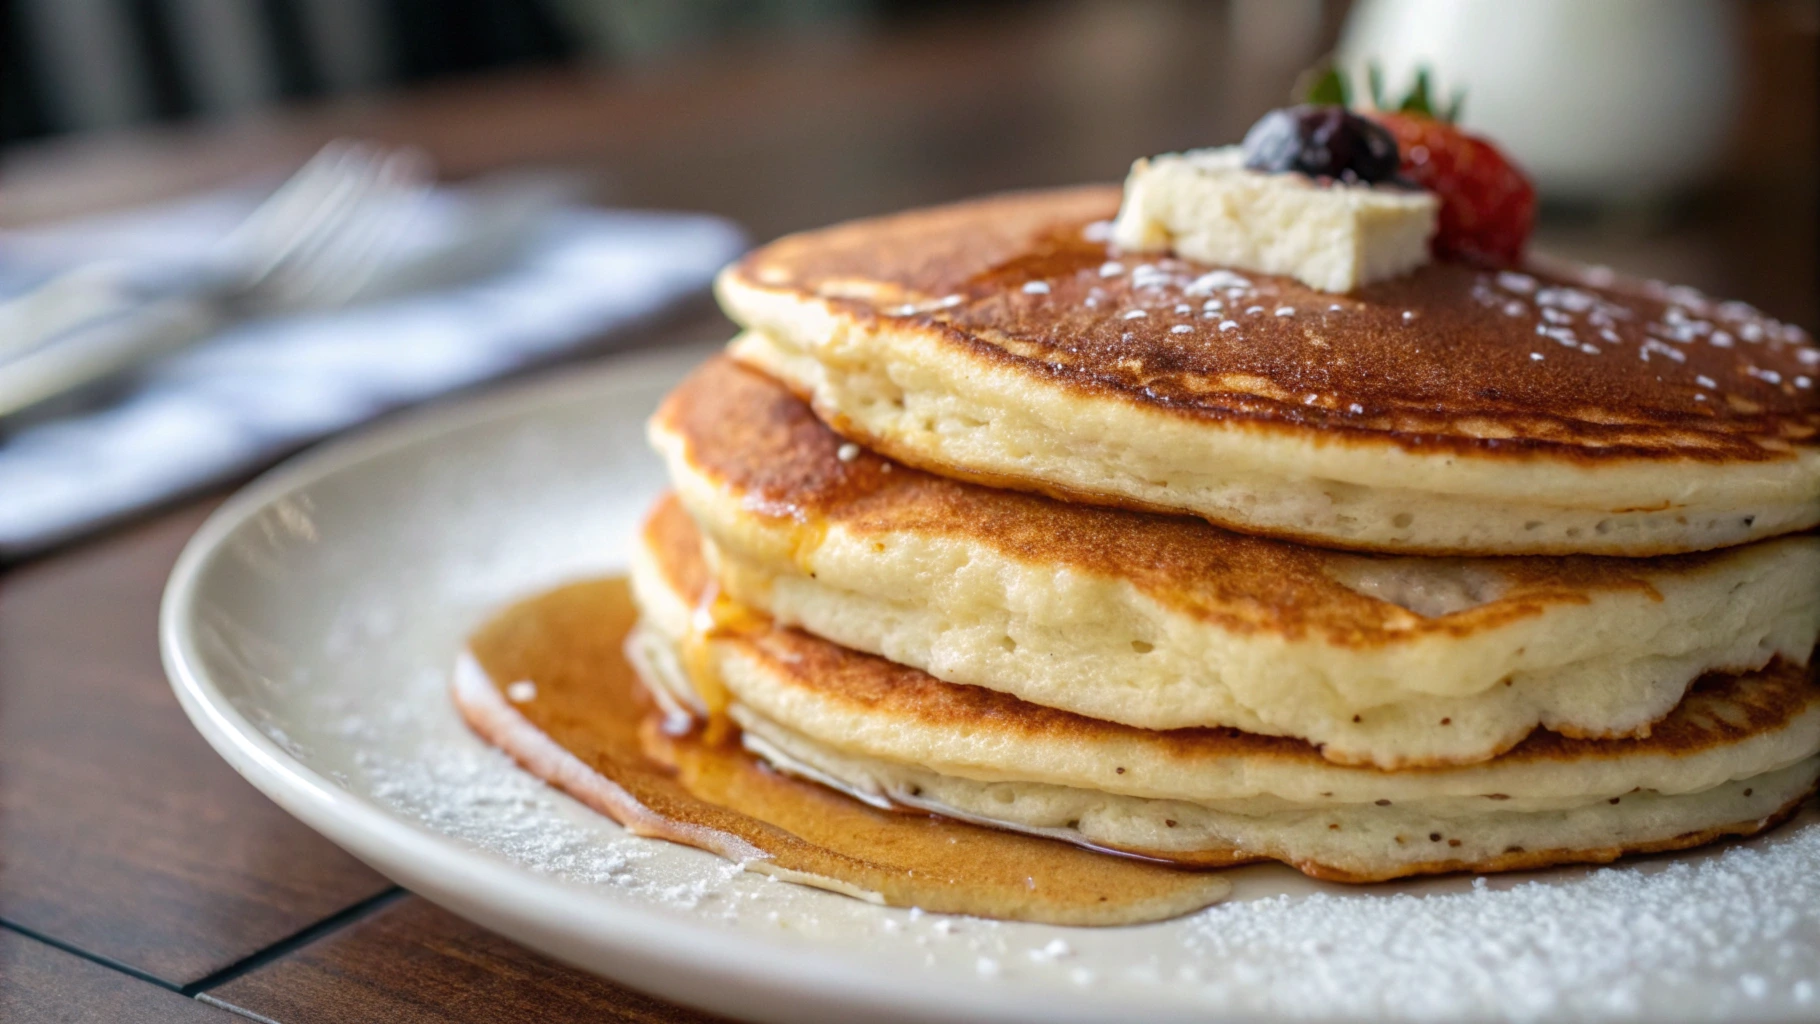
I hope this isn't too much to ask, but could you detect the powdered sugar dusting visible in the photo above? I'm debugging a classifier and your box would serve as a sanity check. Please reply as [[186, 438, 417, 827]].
[[1467, 266, 1817, 404], [362, 726, 659, 887], [1185, 823, 1820, 1021]]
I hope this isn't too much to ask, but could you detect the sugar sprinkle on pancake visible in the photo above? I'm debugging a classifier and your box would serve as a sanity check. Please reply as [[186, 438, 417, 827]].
[[720, 187, 1820, 554]]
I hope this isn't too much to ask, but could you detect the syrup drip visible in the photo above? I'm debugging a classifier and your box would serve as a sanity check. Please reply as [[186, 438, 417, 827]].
[[458, 577, 1231, 925], [681, 578, 743, 744]]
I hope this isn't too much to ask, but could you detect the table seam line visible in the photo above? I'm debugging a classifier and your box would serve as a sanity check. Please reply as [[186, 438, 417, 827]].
[[0, 885, 405, 1000], [0, 917, 181, 991], [181, 885, 408, 996], [196, 993, 286, 1024]]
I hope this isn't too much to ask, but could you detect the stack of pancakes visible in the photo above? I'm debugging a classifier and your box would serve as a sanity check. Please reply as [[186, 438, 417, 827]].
[[631, 186, 1820, 881]]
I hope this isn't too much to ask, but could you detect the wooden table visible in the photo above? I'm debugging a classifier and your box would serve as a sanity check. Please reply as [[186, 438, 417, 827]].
[[1, 4, 1813, 1021]]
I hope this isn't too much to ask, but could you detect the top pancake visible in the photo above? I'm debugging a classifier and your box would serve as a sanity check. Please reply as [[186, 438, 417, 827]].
[[719, 186, 1820, 554]]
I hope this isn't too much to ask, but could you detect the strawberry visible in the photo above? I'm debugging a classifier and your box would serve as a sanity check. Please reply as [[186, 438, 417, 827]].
[[1371, 111, 1536, 266], [1294, 64, 1537, 265]]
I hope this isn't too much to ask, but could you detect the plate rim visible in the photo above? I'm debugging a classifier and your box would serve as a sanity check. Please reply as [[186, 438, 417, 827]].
[[157, 346, 1188, 1024]]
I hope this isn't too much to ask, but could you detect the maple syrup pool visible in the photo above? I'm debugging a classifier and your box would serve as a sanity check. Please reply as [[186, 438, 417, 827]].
[[453, 577, 1230, 926]]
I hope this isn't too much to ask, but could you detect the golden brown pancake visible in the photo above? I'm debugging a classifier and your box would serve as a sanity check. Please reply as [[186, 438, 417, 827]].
[[718, 187, 1820, 554], [633, 497, 1820, 882], [650, 358, 1820, 767]]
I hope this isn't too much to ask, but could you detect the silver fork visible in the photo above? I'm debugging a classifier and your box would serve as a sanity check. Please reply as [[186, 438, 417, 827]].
[[0, 141, 433, 424]]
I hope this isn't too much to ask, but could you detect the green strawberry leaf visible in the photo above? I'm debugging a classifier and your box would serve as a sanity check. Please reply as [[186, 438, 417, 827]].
[[1290, 59, 1465, 121], [1298, 63, 1350, 107], [1398, 68, 1435, 116], [1443, 87, 1467, 123]]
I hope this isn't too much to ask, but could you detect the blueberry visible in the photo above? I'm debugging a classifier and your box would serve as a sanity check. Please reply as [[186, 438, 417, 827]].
[[1241, 105, 1401, 184]]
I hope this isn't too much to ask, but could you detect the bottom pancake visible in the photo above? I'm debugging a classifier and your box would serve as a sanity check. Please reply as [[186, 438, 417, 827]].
[[632, 495, 1820, 882], [722, 703, 1814, 882]]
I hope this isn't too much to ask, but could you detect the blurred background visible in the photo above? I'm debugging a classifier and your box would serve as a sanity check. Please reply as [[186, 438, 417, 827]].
[[0, 0, 1814, 554]]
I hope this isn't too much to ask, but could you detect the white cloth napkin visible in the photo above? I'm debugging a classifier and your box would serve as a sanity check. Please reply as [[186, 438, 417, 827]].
[[0, 190, 745, 558]]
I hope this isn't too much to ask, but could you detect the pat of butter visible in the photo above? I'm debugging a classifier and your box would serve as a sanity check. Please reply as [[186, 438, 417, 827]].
[[1111, 147, 1437, 293]]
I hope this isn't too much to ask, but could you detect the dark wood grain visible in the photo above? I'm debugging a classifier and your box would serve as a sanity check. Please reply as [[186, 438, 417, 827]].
[[0, 503, 394, 986], [204, 896, 736, 1024], [0, 927, 237, 1023]]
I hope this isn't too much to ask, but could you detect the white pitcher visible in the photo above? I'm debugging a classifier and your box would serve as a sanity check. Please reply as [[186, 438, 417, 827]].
[[1338, 0, 1742, 203]]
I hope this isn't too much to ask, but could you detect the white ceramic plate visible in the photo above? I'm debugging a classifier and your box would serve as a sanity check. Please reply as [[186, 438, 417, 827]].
[[164, 344, 1820, 1024]]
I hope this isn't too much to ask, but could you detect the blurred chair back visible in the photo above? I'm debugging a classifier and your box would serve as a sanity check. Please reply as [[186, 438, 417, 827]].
[[5, 0, 576, 143]]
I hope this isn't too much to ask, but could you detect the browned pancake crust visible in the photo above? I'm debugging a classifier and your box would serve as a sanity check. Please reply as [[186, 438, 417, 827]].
[[1108, 799, 1816, 883], [726, 187, 1820, 462], [646, 495, 1820, 771], [1050, 797, 1816, 882], [655, 357, 1785, 649], [1286, 799, 1816, 883]]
